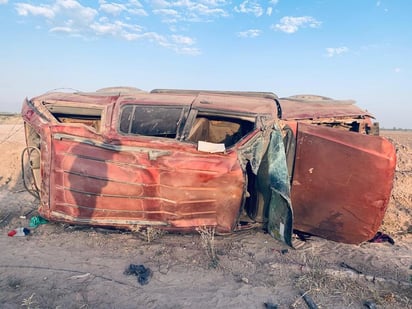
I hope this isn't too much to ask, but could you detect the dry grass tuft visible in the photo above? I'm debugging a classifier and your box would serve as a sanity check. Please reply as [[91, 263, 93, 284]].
[[196, 226, 219, 268], [293, 253, 411, 308], [132, 226, 166, 243], [21, 293, 39, 309]]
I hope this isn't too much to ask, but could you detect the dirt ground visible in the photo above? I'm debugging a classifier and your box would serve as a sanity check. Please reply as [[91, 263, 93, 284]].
[[0, 114, 411, 309]]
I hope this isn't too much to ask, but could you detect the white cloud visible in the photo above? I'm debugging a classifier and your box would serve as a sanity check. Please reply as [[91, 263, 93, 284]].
[[237, 29, 261, 38], [99, 0, 148, 16], [190, 4, 227, 17], [153, 8, 179, 16], [150, 0, 171, 8], [153, 8, 181, 23], [56, 0, 98, 23], [16, 1, 98, 23], [15, 3, 55, 19], [151, 0, 228, 23], [57, 0, 81, 10], [266, 0, 279, 16], [99, 2, 127, 15], [272, 16, 321, 33], [326, 47, 349, 57], [135, 32, 169, 47], [14, 0, 203, 55], [129, 0, 143, 5], [50, 26, 74, 33], [235, 0, 263, 17], [201, 0, 228, 5], [394, 67, 401, 73], [0, 0, 8, 4], [176, 46, 201, 55], [375, 1, 389, 12], [90, 21, 124, 35], [92, 20, 143, 36], [171, 34, 195, 45], [127, 8, 148, 16]]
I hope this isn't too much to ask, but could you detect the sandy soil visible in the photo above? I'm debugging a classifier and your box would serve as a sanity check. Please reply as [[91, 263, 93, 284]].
[[0, 115, 411, 309]]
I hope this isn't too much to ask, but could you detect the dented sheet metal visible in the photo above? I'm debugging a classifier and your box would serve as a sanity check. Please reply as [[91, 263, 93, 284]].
[[48, 129, 244, 233], [266, 129, 293, 246], [279, 96, 373, 120], [291, 122, 396, 244], [237, 126, 293, 245], [22, 89, 294, 243], [21, 88, 397, 246]]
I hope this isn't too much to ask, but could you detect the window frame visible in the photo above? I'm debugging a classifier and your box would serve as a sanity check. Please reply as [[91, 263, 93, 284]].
[[117, 104, 189, 139]]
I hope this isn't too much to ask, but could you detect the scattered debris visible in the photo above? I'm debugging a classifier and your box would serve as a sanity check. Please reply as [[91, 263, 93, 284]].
[[368, 231, 395, 245], [300, 290, 318, 309], [124, 264, 152, 285], [69, 273, 91, 280], [8, 227, 30, 237], [29, 215, 49, 228], [363, 300, 377, 309], [294, 231, 312, 242], [340, 262, 363, 274], [264, 302, 278, 309]]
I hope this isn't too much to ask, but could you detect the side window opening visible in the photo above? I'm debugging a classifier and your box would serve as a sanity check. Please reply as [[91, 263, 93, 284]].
[[119, 105, 185, 138], [44, 104, 102, 131], [187, 114, 255, 147]]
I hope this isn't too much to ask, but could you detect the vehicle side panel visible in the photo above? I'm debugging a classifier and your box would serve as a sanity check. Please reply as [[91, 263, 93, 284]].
[[279, 99, 373, 120], [47, 125, 244, 232]]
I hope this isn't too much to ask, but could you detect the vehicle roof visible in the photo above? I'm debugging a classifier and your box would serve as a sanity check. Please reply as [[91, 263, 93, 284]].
[[32, 89, 278, 116], [32, 91, 119, 107], [279, 95, 374, 120]]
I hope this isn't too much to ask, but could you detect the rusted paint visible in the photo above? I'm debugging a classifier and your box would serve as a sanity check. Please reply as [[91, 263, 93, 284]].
[[47, 128, 245, 233], [22, 90, 291, 242], [21, 88, 397, 246], [291, 122, 396, 244], [279, 96, 373, 120]]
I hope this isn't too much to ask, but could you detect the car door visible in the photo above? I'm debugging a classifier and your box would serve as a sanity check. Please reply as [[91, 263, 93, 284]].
[[290, 122, 396, 244], [47, 103, 246, 233], [230, 117, 293, 247]]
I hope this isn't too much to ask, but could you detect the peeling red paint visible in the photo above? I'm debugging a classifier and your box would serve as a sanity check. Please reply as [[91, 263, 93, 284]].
[[21, 88, 396, 245]]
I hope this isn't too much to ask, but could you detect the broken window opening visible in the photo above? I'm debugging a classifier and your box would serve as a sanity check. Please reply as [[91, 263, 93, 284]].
[[44, 104, 103, 131], [187, 114, 255, 148], [119, 105, 185, 138], [243, 162, 263, 222]]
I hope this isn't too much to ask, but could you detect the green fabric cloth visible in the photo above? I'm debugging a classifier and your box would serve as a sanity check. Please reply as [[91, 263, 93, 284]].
[[29, 216, 49, 228]]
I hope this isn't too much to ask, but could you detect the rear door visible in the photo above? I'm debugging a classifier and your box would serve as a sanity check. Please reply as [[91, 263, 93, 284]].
[[291, 123, 396, 244]]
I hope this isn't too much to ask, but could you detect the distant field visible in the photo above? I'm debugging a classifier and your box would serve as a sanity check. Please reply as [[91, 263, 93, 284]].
[[0, 113, 21, 125], [382, 130, 412, 148]]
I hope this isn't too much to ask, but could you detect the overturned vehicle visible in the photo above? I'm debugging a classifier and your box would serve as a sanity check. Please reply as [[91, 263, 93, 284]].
[[21, 88, 396, 246]]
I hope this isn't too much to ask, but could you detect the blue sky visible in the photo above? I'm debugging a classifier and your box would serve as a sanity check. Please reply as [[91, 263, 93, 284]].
[[0, 0, 411, 128]]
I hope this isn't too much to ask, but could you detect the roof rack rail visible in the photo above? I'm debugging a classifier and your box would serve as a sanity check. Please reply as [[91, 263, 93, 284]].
[[150, 89, 278, 100]]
